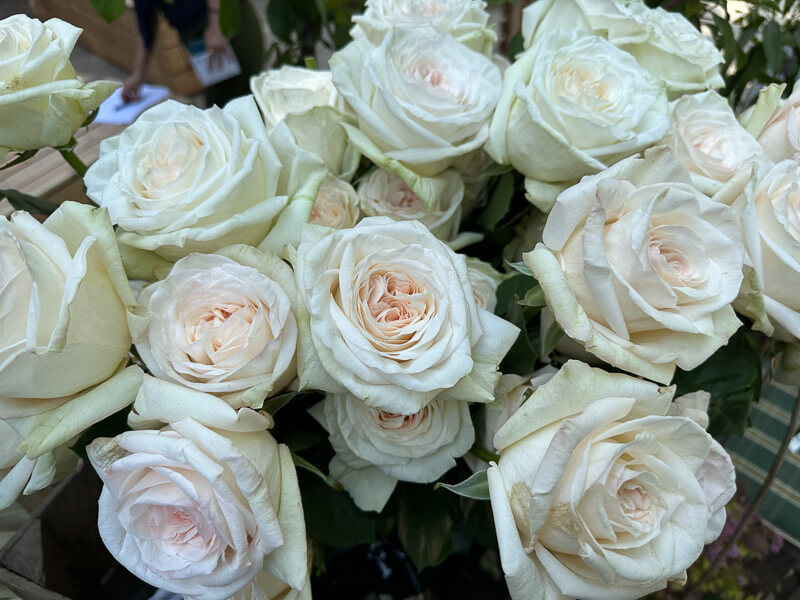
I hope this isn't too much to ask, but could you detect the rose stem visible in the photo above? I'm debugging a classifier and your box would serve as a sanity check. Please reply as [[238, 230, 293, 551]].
[[684, 383, 800, 599], [469, 444, 499, 464], [59, 148, 88, 177]]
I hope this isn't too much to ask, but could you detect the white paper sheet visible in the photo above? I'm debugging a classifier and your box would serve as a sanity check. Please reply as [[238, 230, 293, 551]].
[[189, 47, 242, 87], [94, 84, 171, 126]]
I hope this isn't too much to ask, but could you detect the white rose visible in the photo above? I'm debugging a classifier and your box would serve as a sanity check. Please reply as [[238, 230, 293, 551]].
[[310, 175, 361, 229], [0, 202, 141, 503], [754, 86, 800, 162], [350, 0, 496, 55], [84, 97, 326, 277], [525, 149, 744, 384], [0, 418, 77, 511], [294, 217, 519, 414], [331, 27, 501, 178], [357, 168, 463, 240], [488, 360, 736, 600], [735, 160, 800, 340], [0, 15, 116, 157], [618, 7, 724, 97], [309, 392, 474, 511], [88, 390, 309, 600], [129, 246, 298, 409], [250, 66, 359, 180], [522, 1, 723, 97], [486, 29, 668, 210], [465, 366, 558, 473], [665, 91, 764, 195], [465, 257, 507, 312]]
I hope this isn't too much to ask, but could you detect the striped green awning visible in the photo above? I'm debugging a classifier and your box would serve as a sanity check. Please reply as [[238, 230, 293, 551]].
[[725, 381, 800, 547]]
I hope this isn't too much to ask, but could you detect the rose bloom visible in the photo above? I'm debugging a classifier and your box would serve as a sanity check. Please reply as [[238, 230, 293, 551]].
[[350, 0, 496, 55], [486, 28, 668, 209], [310, 392, 474, 511], [331, 26, 501, 178], [465, 257, 506, 313], [488, 361, 735, 600], [130, 247, 298, 409], [0, 15, 116, 157], [525, 149, 744, 384], [0, 202, 140, 504], [522, 0, 723, 97], [89, 391, 309, 600], [754, 85, 800, 162], [294, 217, 519, 414], [735, 160, 800, 340], [309, 175, 361, 229], [250, 66, 359, 180], [84, 97, 326, 275], [664, 90, 764, 195], [357, 168, 464, 241]]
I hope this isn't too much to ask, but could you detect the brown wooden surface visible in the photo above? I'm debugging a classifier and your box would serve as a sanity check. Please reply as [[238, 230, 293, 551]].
[[0, 122, 125, 217]]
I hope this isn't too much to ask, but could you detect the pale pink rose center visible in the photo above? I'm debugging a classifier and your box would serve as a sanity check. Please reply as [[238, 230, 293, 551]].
[[367, 272, 422, 325], [185, 301, 265, 364], [377, 406, 429, 430], [617, 481, 654, 526], [136, 126, 203, 199]]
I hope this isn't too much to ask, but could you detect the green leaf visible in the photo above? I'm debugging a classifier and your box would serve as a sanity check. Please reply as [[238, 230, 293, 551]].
[[292, 452, 342, 491], [763, 21, 785, 74], [519, 284, 546, 308], [480, 162, 513, 177], [494, 273, 536, 319], [0, 188, 61, 216], [298, 470, 378, 546], [219, 0, 241, 38], [507, 31, 524, 59], [90, 0, 125, 22], [0, 149, 38, 171], [396, 484, 454, 571], [266, 0, 318, 42], [673, 328, 762, 438], [435, 470, 490, 500], [541, 319, 563, 357], [478, 172, 515, 232], [262, 390, 310, 415]]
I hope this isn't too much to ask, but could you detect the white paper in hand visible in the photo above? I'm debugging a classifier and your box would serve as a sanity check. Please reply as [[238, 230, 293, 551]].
[[188, 41, 241, 87], [94, 85, 170, 125]]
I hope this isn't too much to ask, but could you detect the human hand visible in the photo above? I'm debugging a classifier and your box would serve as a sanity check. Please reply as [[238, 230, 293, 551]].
[[204, 23, 231, 71], [122, 73, 143, 102]]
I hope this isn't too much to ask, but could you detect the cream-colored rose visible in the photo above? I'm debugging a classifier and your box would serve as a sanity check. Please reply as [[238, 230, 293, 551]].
[[486, 29, 668, 211], [294, 217, 519, 414], [129, 246, 298, 410], [88, 390, 309, 600], [357, 168, 463, 240], [488, 361, 736, 600], [465, 257, 506, 312], [84, 97, 326, 278], [0, 202, 141, 505], [665, 91, 764, 195], [310, 175, 360, 229], [0, 15, 116, 157], [754, 86, 800, 162], [250, 66, 359, 180], [525, 149, 744, 384], [522, 1, 723, 97], [350, 0, 496, 55], [331, 27, 501, 180], [310, 391, 474, 511], [735, 160, 800, 340], [0, 418, 78, 511]]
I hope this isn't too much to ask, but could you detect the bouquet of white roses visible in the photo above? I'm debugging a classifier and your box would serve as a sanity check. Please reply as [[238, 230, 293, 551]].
[[1, 1, 797, 598]]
